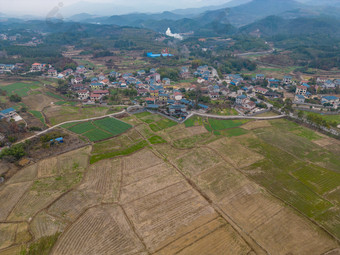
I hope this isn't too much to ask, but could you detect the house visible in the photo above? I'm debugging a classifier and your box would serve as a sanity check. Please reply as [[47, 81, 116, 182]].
[[174, 92, 183, 101], [150, 73, 161, 82], [76, 65, 86, 74], [90, 83, 104, 90], [243, 100, 256, 110], [150, 90, 159, 97], [169, 104, 187, 117], [283, 76, 292, 84], [71, 77, 83, 84], [0, 107, 16, 120], [90, 93, 102, 102], [323, 80, 336, 89], [236, 95, 247, 105], [321, 96, 339, 108], [254, 87, 268, 95], [256, 74, 265, 80], [158, 93, 169, 102], [209, 92, 219, 99], [268, 79, 280, 90], [296, 85, 307, 95], [77, 90, 90, 100], [145, 97, 156, 104], [294, 94, 305, 104], [71, 83, 85, 91], [31, 63, 45, 72], [47, 68, 57, 77], [146, 104, 160, 110], [92, 90, 109, 97], [198, 104, 209, 110], [162, 78, 171, 85], [137, 70, 146, 76], [265, 92, 282, 99], [150, 68, 157, 74]]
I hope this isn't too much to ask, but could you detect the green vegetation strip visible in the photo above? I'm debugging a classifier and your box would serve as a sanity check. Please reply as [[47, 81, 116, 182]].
[[29, 110, 45, 124], [46, 91, 64, 100], [90, 140, 148, 164], [148, 135, 167, 144]]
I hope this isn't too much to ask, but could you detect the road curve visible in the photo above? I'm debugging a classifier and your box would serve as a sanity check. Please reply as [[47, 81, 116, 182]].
[[16, 110, 127, 144]]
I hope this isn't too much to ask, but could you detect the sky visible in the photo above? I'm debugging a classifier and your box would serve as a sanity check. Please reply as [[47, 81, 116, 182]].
[[0, 0, 232, 17]]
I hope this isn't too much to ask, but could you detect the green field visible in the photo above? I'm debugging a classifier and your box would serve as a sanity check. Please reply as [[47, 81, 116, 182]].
[[29, 110, 45, 125], [64, 117, 132, 142], [0, 81, 40, 97], [135, 111, 177, 132], [46, 92, 65, 100], [205, 119, 248, 132]]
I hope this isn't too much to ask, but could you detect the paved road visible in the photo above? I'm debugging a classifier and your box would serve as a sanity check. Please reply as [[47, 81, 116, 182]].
[[192, 111, 285, 120], [16, 110, 127, 144]]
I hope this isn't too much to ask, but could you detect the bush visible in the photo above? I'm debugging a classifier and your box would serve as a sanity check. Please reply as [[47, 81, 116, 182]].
[[9, 94, 22, 102], [0, 143, 26, 162]]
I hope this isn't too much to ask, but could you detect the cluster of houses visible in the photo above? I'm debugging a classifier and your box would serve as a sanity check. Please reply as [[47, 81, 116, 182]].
[[293, 78, 340, 109]]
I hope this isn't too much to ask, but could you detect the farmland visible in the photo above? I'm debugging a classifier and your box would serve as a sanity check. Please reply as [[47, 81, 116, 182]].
[[62, 117, 132, 142], [0, 113, 340, 254], [0, 81, 41, 97]]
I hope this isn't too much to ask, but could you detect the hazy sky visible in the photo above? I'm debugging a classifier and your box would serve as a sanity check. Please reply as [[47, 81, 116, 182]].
[[1, 0, 232, 17]]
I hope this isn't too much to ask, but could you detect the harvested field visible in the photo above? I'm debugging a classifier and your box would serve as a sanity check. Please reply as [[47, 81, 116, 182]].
[[251, 208, 338, 255], [208, 137, 264, 168], [79, 159, 121, 203], [30, 211, 67, 239], [48, 190, 102, 222], [242, 120, 271, 130], [0, 222, 31, 250], [124, 149, 163, 172], [120, 163, 182, 203], [6, 164, 37, 184], [22, 93, 57, 111], [0, 182, 32, 221], [155, 218, 252, 255], [175, 147, 223, 177], [123, 181, 218, 252], [153, 144, 190, 161], [51, 205, 146, 255]]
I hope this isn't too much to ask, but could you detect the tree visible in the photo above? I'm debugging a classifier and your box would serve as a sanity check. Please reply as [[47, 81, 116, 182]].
[[298, 110, 304, 119], [9, 94, 22, 102]]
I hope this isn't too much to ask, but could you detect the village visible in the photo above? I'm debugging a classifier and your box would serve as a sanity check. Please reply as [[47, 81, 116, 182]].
[[1, 58, 340, 125]]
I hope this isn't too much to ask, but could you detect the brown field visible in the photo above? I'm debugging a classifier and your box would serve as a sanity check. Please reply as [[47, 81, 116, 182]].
[[0, 222, 31, 250], [79, 159, 121, 203], [175, 147, 223, 177], [208, 137, 264, 168], [0, 117, 339, 254], [155, 217, 252, 255], [22, 93, 57, 111], [242, 120, 272, 130], [47, 190, 102, 222], [51, 205, 146, 255], [30, 211, 67, 239], [0, 182, 32, 221], [123, 181, 219, 252]]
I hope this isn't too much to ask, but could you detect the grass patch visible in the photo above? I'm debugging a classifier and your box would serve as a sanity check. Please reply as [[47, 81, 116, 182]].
[[93, 117, 132, 136], [148, 135, 167, 144], [29, 110, 45, 124], [220, 128, 248, 137], [149, 118, 177, 132], [90, 140, 148, 164], [0, 81, 40, 97], [68, 122, 97, 134], [206, 119, 247, 131], [45, 91, 64, 100], [20, 232, 60, 255], [184, 116, 203, 127], [82, 129, 113, 142]]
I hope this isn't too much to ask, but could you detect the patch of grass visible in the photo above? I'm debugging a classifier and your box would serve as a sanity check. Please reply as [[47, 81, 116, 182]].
[[207, 119, 247, 131], [92, 117, 132, 136], [0, 81, 40, 97], [135, 111, 151, 118], [29, 110, 45, 125], [90, 140, 148, 164], [20, 232, 60, 255], [68, 122, 97, 134], [184, 116, 203, 127], [82, 129, 113, 142], [148, 135, 167, 144], [150, 118, 177, 132], [220, 128, 248, 137], [45, 91, 64, 100], [173, 132, 213, 149]]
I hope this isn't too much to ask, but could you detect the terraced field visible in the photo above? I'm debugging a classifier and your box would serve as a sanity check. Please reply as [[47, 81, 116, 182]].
[[0, 113, 340, 255]]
